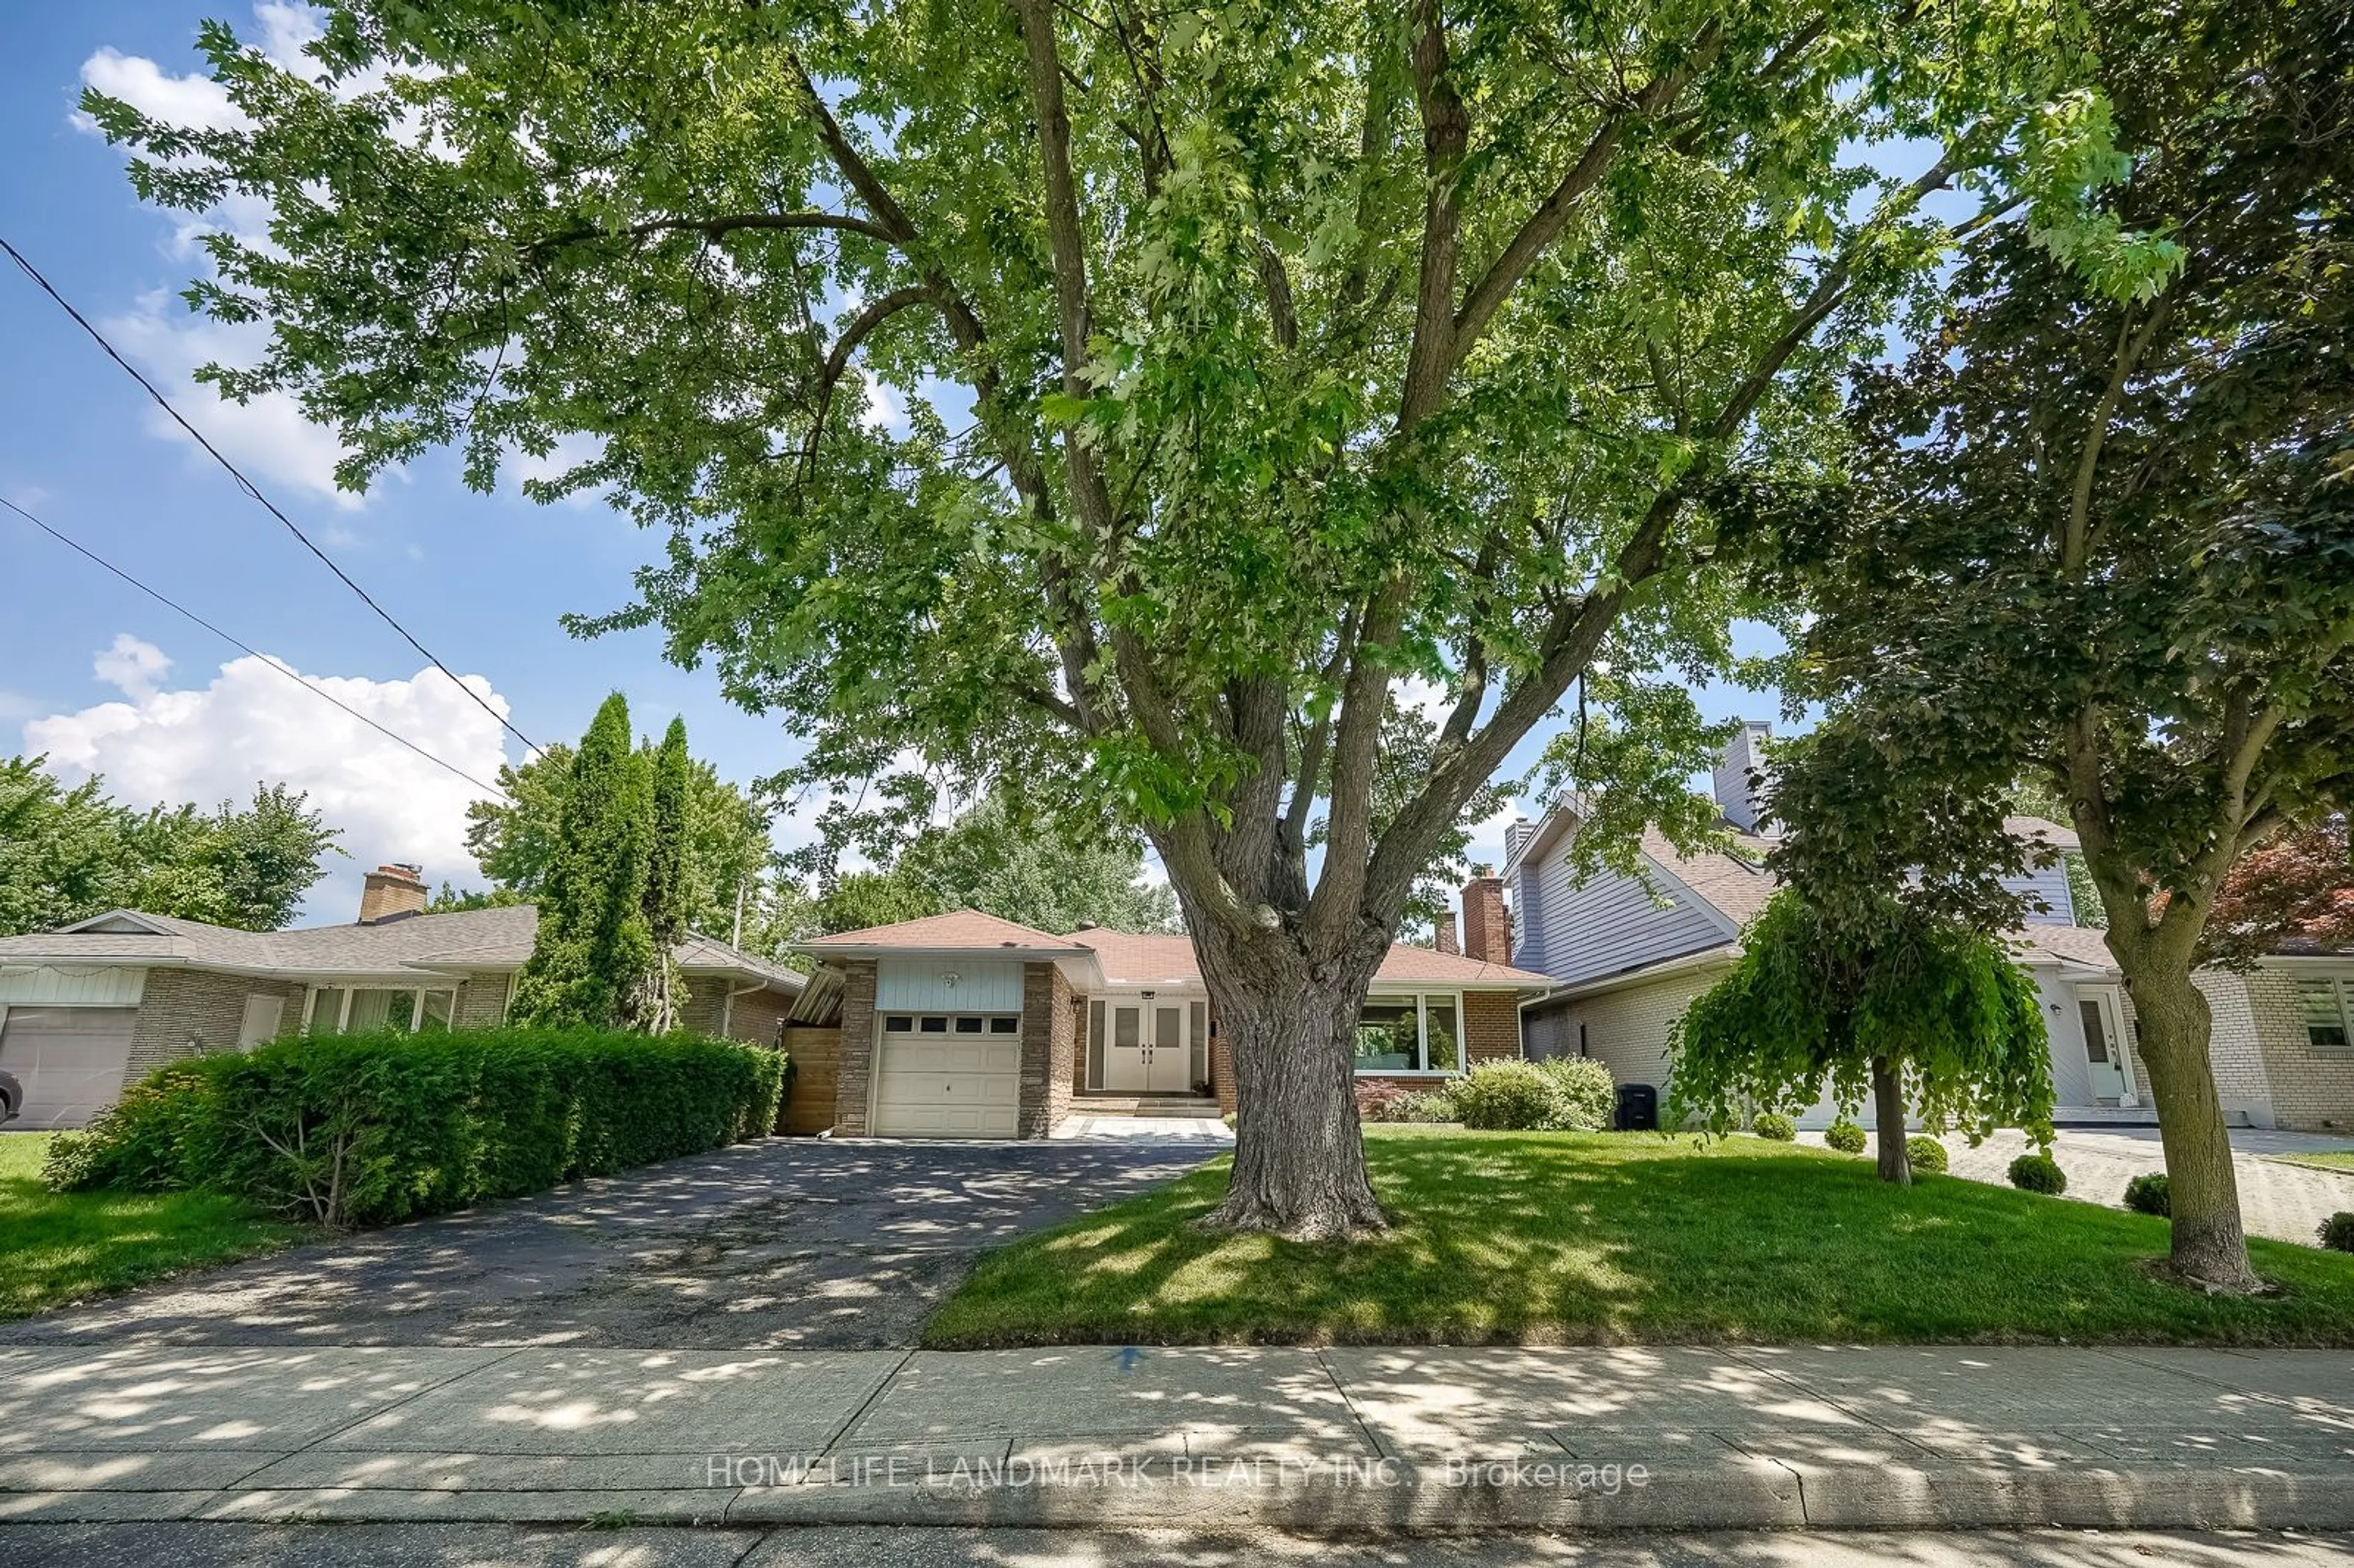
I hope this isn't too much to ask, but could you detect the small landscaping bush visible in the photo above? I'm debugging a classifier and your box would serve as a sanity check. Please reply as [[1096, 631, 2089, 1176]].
[[1449, 1060, 1564, 1131], [1906, 1136, 1948, 1174], [2008, 1153, 2068, 1195], [46, 1026, 783, 1229], [2320, 1213, 2354, 1254], [1361, 1083, 1458, 1124], [1529, 1056, 1616, 1132], [1751, 1111, 1796, 1142], [1823, 1121, 1867, 1154], [2125, 1173, 2172, 1217]]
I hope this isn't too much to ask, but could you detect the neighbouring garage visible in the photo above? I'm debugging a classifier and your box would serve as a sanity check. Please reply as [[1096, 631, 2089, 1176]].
[[870, 1012, 1022, 1137], [0, 1005, 139, 1129]]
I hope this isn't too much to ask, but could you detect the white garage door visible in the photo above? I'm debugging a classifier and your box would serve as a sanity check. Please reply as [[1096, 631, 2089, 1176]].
[[872, 1013, 1022, 1138], [0, 1006, 139, 1130]]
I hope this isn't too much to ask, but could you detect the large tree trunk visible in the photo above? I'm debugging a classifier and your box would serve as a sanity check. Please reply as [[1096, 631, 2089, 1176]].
[[2118, 959, 2263, 1292], [1193, 921, 1388, 1239], [1870, 1054, 1911, 1186]]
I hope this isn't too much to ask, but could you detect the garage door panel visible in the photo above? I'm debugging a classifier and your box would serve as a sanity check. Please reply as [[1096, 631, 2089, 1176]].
[[0, 1006, 139, 1130], [872, 1022, 1020, 1138]]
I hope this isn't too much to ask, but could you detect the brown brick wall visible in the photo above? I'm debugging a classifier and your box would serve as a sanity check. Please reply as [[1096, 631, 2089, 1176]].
[[1019, 961, 1075, 1136], [127, 969, 308, 1076], [723, 988, 793, 1048], [1463, 990, 1523, 1064], [831, 960, 879, 1135]]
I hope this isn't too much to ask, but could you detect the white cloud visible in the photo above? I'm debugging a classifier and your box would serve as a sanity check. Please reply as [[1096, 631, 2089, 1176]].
[[93, 633, 172, 699], [76, 46, 246, 135], [26, 637, 512, 923], [102, 289, 362, 508], [858, 369, 906, 432]]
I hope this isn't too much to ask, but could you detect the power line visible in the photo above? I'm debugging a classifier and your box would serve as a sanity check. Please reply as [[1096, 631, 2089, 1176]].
[[0, 234, 540, 755], [2, 493, 509, 802]]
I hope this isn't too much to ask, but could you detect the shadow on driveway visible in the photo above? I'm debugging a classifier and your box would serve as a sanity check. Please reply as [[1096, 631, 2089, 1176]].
[[0, 1139, 1209, 1351]]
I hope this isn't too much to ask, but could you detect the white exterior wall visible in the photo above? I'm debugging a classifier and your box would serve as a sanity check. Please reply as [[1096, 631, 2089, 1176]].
[[2241, 964, 2354, 1131], [0, 966, 148, 1008], [1528, 962, 1733, 1114]]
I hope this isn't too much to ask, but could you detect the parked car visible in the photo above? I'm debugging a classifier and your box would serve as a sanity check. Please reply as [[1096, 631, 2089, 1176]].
[[0, 1069, 19, 1124]]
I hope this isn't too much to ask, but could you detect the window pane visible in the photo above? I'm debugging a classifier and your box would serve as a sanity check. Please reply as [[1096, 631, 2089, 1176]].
[[989, 1016, 1018, 1034], [1087, 1000, 1106, 1086], [885, 1015, 913, 1032], [419, 991, 455, 1033], [920, 1016, 948, 1033], [308, 988, 346, 1034], [1190, 1000, 1208, 1085], [954, 1016, 984, 1033], [2303, 983, 2349, 1049], [1155, 1007, 1181, 1051], [1425, 997, 1460, 1073], [2078, 999, 2110, 1062], [1354, 998, 1419, 1072], [1114, 1008, 1140, 1049]]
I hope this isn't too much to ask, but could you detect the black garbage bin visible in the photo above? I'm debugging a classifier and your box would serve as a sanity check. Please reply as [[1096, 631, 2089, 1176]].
[[1615, 1083, 1659, 1132]]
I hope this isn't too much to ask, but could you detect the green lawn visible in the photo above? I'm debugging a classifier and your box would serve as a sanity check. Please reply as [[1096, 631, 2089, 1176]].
[[2271, 1151, 2354, 1175], [0, 1133, 305, 1320], [926, 1127, 2354, 1349]]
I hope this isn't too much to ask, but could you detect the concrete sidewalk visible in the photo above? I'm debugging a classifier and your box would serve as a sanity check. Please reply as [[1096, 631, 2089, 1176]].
[[2, 1342, 2351, 1536]]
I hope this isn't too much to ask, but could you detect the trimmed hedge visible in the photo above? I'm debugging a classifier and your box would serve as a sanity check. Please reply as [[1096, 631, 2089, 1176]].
[[2125, 1172, 2172, 1217], [1751, 1111, 1796, 1142], [2008, 1152, 2068, 1195], [1905, 1135, 1949, 1174], [2321, 1212, 2354, 1254], [45, 1027, 783, 1230], [1823, 1121, 1867, 1154], [1443, 1058, 1618, 1132]]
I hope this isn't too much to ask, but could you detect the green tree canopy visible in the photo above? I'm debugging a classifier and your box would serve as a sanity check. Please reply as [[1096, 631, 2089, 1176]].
[[1671, 889, 2056, 1184], [89, 0, 2155, 1235], [1723, 0, 2354, 1287], [509, 693, 656, 1030], [463, 739, 769, 937], [0, 756, 340, 935]]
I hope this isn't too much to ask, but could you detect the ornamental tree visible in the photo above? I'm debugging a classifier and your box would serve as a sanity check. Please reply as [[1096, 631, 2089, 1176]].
[[91, 0, 2139, 1235], [1670, 893, 2055, 1186], [2203, 821, 2354, 971], [622, 717, 695, 1035], [509, 693, 655, 1030], [1723, 0, 2354, 1287]]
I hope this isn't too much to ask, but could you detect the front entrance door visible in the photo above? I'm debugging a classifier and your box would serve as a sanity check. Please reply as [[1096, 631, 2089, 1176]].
[[2077, 987, 2133, 1104], [1100, 1002, 1193, 1093]]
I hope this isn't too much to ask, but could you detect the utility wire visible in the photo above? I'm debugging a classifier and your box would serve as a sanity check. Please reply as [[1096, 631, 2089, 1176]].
[[0, 234, 539, 755], [3, 493, 509, 802]]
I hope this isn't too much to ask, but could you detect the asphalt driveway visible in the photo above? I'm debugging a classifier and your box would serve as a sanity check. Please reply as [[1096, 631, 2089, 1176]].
[[0, 1138, 1210, 1352]]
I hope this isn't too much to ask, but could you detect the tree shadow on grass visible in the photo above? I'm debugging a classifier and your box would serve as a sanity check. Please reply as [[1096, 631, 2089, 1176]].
[[926, 1131, 2354, 1347]]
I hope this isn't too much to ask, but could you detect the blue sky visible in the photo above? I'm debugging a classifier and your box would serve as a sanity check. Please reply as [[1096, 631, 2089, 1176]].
[[0, 2, 1784, 926]]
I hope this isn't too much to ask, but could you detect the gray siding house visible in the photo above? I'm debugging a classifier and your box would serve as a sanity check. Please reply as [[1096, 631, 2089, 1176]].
[[1506, 722, 2354, 1132]]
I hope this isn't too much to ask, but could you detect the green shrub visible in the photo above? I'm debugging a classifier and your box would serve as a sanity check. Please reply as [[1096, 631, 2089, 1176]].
[[1529, 1056, 1616, 1132], [1823, 1121, 1867, 1154], [2124, 1173, 2171, 1217], [1751, 1111, 1797, 1142], [1449, 1061, 1565, 1131], [1905, 1135, 1948, 1174], [2008, 1153, 2068, 1195], [2320, 1213, 2354, 1253], [48, 1027, 783, 1228]]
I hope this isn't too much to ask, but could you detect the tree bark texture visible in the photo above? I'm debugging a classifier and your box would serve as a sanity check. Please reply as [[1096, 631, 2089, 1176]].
[[2120, 961, 2264, 1292], [1871, 1054, 1911, 1186], [1192, 919, 1390, 1238]]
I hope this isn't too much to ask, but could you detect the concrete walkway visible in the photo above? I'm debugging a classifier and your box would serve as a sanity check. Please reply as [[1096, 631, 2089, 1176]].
[[4, 1342, 2351, 1534], [1892, 1127, 2354, 1248]]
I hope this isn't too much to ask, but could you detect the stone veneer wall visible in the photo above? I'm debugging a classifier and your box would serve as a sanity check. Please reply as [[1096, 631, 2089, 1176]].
[[831, 959, 880, 1135], [126, 970, 309, 1076], [1019, 961, 1076, 1136]]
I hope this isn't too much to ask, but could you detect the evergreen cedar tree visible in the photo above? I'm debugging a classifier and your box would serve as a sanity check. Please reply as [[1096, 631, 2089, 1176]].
[[509, 693, 659, 1032], [90, 0, 2177, 1236], [1671, 888, 2055, 1187], [1724, 0, 2353, 1288]]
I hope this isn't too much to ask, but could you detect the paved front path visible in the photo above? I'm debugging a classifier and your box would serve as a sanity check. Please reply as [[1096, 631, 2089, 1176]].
[[2, 1342, 2350, 1533], [1895, 1127, 2354, 1247], [0, 1140, 1208, 1351]]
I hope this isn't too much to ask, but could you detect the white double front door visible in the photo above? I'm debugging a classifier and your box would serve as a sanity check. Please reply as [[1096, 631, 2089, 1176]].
[[1100, 1000, 1194, 1094]]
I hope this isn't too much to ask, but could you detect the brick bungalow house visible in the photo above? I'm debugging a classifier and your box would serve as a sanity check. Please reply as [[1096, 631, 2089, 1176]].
[[791, 876, 1552, 1138], [0, 862, 804, 1129]]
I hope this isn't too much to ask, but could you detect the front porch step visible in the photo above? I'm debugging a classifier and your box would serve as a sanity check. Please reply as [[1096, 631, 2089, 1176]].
[[1070, 1095, 1225, 1119]]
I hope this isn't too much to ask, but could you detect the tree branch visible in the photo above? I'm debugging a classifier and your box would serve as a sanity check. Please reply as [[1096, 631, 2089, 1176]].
[[798, 284, 937, 478], [1398, 0, 1471, 433]]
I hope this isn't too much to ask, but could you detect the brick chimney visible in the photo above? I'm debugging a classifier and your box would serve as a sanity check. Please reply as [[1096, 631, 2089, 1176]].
[[1461, 864, 1510, 965], [1433, 910, 1460, 956], [359, 862, 428, 924]]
